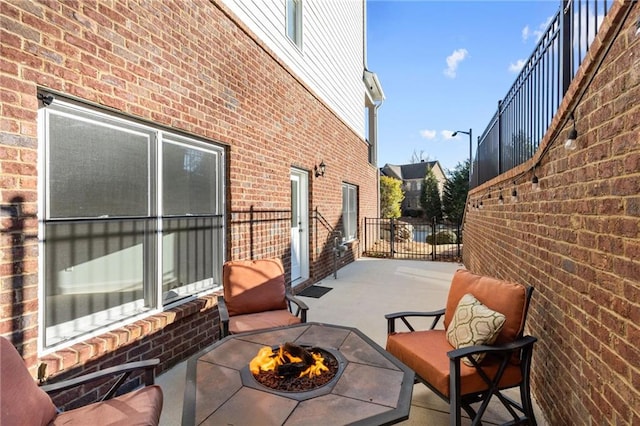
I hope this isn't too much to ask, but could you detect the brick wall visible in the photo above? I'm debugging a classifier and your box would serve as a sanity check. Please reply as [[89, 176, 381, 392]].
[[0, 0, 377, 408], [463, 2, 639, 424]]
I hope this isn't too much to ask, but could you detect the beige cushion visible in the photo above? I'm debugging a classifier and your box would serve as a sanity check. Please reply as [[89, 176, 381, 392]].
[[444, 269, 527, 345], [51, 385, 163, 425], [229, 309, 302, 334], [223, 259, 287, 316], [0, 337, 57, 426], [446, 293, 506, 366]]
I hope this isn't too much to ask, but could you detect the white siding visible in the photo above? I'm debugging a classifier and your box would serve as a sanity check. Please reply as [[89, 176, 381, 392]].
[[222, 0, 366, 137]]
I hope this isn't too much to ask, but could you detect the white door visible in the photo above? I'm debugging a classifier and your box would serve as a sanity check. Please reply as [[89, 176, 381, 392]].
[[290, 169, 309, 286]]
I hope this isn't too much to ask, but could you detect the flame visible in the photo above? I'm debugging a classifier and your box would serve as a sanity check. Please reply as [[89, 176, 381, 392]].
[[249, 345, 328, 378], [299, 352, 329, 377]]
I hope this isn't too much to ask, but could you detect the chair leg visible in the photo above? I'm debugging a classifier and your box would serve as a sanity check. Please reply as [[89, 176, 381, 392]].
[[520, 383, 537, 426], [450, 400, 462, 426], [450, 360, 462, 426], [520, 345, 537, 426], [462, 402, 482, 426]]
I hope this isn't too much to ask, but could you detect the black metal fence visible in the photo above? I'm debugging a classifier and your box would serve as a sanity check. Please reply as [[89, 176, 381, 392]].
[[471, 0, 613, 188], [363, 218, 462, 261]]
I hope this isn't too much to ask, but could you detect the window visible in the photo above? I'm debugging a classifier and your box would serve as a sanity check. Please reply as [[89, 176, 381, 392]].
[[40, 96, 225, 349], [286, 0, 302, 47], [342, 183, 358, 241]]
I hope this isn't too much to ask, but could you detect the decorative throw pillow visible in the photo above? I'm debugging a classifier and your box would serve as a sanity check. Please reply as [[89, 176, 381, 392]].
[[446, 293, 506, 366]]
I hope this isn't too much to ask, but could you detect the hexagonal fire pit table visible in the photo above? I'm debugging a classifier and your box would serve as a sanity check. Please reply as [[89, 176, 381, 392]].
[[182, 323, 414, 425]]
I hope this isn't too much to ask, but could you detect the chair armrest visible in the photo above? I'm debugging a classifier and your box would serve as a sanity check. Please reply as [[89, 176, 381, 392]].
[[447, 335, 537, 361], [218, 295, 230, 337], [40, 359, 159, 400], [385, 308, 446, 334], [286, 293, 309, 323]]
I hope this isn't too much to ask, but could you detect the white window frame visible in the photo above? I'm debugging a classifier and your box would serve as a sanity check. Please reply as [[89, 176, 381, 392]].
[[38, 95, 225, 353], [342, 183, 358, 242], [286, 0, 303, 48]]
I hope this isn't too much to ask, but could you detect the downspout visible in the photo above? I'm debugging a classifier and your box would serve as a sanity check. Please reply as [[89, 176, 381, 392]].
[[363, 1, 385, 217], [370, 100, 383, 216]]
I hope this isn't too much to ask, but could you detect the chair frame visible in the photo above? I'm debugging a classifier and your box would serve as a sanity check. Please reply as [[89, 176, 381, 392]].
[[40, 359, 160, 402], [386, 286, 537, 426], [217, 293, 308, 338]]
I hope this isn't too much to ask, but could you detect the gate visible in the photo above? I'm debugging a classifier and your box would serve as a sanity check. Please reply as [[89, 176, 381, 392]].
[[363, 218, 462, 261]]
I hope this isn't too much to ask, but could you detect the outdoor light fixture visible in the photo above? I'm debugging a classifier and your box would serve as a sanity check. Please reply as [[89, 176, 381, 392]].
[[314, 160, 326, 178], [564, 114, 578, 150], [451, 128, 473, 184], [531, 173, 540, 191], [498, 192, 504, 205], [511, 186, 518, 203]]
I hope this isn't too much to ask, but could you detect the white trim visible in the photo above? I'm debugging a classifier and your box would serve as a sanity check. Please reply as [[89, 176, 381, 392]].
[[290, 168, 309, 285]]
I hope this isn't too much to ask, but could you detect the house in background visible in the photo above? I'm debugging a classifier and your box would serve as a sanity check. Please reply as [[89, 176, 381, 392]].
[[380, 161, 446, 216], [0, 0, 382, 407]]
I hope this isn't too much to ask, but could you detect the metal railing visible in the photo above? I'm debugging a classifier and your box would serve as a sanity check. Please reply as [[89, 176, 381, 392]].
[[363, 218, 462, 261], [471, 0, 613, 188]]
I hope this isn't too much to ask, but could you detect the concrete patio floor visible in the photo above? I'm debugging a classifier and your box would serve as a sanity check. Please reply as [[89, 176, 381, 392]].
[[156, 258, 548, 425]]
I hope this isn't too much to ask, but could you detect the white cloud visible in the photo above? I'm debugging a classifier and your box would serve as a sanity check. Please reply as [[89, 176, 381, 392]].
[[522, 16, 554, 42], [441, 130, 456, 140], [443, 48, 468, 79], [509, 59, 527, 73], [419, 129, 437, 139]]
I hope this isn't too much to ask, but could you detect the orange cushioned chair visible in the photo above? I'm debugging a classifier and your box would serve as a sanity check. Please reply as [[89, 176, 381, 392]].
[[218, 258, 308, 337], [0, 337, 163, 426], [385, 269, 537, 426]]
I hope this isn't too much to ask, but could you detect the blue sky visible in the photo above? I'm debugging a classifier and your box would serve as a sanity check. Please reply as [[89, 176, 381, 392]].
[[367, 0, 561, 173]]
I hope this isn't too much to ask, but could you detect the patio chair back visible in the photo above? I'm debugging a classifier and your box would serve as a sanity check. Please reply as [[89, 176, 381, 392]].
[[1, 337, 58, 426], [223, 258, 288, 316]]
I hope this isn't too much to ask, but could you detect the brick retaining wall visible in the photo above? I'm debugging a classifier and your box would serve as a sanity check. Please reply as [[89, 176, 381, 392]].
[[463, 2, 639, 424]]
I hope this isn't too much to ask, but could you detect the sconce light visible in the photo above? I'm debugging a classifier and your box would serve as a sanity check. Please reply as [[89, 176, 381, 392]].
[[564, 114, 578, 151], [314, 160, 326, 178], [479, 199, 484, 209], [498, 192, 504, 205], [511, 186, 518, 203], [531, 173, 540, 191]]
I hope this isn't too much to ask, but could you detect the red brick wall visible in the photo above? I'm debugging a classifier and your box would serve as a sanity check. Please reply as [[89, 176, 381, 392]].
[[463, 2, 639, 424], [0, 0, 377, 408]]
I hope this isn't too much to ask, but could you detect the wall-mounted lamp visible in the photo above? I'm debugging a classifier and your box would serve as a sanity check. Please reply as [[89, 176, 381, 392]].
[[531, 173, 540, 191], [498, 192, 504, 205], [511, 185, 518, 203], [564, 114, 578, 150], [314, 160, 326, 178]]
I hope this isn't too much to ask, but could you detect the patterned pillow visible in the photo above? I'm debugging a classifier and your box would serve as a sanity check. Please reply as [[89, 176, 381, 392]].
[[446, 293, 506, 366]]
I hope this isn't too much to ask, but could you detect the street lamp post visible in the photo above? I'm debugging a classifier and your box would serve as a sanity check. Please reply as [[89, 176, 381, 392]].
[[451, 128, 472, 185]]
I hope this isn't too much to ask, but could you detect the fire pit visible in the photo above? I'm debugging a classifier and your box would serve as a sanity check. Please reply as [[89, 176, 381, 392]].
[[182, 323, 414, 425], [241, 343, 346, 400]]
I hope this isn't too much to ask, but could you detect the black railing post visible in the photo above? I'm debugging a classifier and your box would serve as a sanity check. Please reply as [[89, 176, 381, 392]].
[[561, 0, 573, 95], [364, 218, 368, 255], [390, 218, 395, 258], [249, 205, 254, 260], [457, 221, 461, 258], [497, 100, 503, 175], [431, 217, 436, 261]]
